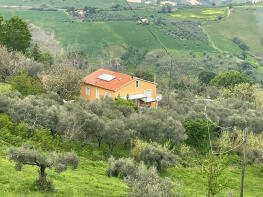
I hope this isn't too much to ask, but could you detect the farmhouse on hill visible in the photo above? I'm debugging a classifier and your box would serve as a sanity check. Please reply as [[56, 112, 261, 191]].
[[80, 69, 162, 108]]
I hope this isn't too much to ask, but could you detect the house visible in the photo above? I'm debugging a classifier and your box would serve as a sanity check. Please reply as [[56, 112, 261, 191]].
[[80, 69, 160, 108], [127, 0, 142, 3], [160, 1, 177, 6], [137, 18, 149, 25]]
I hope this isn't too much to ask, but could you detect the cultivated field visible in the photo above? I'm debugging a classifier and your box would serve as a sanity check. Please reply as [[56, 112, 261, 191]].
[[0, 0, 124, 9], [170, 8, 226, 20], [0, 8, 215, 57], [203, 7, 263, 56]]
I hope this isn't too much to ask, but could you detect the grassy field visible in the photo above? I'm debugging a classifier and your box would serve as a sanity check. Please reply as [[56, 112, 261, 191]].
[[0, 9, 215, 57], [170, 8, 227, 20], [203, 7, 263, 56], [0, 0, 124, 9], [0, 82, 11, 93], [163, 165, 263, 197], [0, 143, 128, 197]]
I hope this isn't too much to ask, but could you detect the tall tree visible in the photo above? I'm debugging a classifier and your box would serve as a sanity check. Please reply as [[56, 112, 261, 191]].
[[2, 16, 31, 53]]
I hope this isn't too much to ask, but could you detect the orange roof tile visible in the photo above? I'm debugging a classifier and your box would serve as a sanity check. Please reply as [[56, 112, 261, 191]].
[[83, 69, 135, 91]]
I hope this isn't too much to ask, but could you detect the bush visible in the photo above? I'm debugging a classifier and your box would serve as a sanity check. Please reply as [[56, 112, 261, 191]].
[[183, 119, 216, 153], [131, 139, 177, 172], [8, 72, 43, 96], [210, 71, 250, 89], [105, 156, 136, 178], [198, 71, 217, 84], [114, 96, 138, 111], [125, 162, 176, 197]]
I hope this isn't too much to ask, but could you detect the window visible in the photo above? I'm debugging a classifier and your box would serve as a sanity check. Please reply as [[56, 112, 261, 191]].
[[105, 92, 111, 97], [96, 89, 100, 99], [85, 86, 90, 96], [135, 80, 139, 88], [144, 89, 152, 98]]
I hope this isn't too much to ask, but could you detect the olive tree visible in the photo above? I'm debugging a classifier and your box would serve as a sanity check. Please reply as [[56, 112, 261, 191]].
[[7, 147, 78, 190], [104, 119, 132, 152]]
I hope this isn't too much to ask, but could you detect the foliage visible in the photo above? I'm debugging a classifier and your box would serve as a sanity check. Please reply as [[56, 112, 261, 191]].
[[169, 21, 208, 43], [114, 96, 138, 111], [210, 71, 250, 89], [0, 16, 31, 53], [106, 157, 176, 197], [7, 146, 78, 191], [105, 156, 136, 178], [134, 70, 154, 82], [128, 109, 186, 143], [125, 162, 176, 197], [198, 71, 217, 84], [121, 47, 148, 67], [8, 72, 43, 96], [132, 139, 178, 172], [31, 43, 53, 65], [219, 83, 257, 102], [201, 155, 230, 196], [183, 119, 216, 153], [104, 119, 132, 152], [232, 37, 249, 51], [41, 65, 81, 100]]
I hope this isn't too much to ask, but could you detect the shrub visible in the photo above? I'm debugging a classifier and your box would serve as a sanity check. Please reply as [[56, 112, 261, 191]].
[[114, 96, 138, 111], [125, 162, 176, 197], [8, 72, 43, 96], [105, 156, 136, 178], [210, 71, 250, 89], [183, 119, 216, 153], [198, 71, 217, 84], [131, 139, 177, 172]]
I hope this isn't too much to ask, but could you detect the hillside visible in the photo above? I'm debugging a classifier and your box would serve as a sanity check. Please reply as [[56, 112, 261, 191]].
[[1, 0, 263, 197]]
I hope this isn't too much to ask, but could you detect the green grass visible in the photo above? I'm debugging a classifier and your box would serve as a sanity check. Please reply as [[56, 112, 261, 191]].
[[0, 82, 11, 93], [0, 0, 125, 9], [0, 144, 128, 197], [163, 165, 263, 197], [203, 7, 263, 56], [0, 9, 215, 57], [170, 8, 227, 20]]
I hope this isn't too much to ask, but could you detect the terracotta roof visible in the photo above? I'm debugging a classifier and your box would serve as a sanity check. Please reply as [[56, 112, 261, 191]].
[[83, 69, 135, 91]]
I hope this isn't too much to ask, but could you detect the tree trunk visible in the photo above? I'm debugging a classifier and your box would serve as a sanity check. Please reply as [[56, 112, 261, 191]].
[[98, 137, 102, 148], [109, 143, 114, 153], [39, 166, 47, 185]]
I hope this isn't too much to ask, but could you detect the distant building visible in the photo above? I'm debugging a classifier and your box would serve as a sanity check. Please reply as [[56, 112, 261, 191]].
[[80, 69, 161, 108], [160, 1, 177, 6], [127, 0, 142, 3], [145, 1, 152, 4], [137, 18, 149, 24]]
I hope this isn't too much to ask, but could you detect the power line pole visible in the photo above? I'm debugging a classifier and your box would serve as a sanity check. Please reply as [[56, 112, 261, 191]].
[[240, 128, 248, 197]]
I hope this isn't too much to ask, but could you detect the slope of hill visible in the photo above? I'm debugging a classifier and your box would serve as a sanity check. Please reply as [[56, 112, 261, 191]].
[[203, 7, 263, 56], [0, 143, 128, 197]]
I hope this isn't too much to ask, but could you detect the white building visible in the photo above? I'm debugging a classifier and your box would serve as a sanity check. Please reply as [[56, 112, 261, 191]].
[[160, 1, 177, 6]]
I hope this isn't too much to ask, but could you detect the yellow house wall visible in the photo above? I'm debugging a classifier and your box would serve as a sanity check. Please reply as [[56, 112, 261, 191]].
[[115, 79, 156, 99], [80, 84, 115, 100], [80, 79, 157, 107]]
